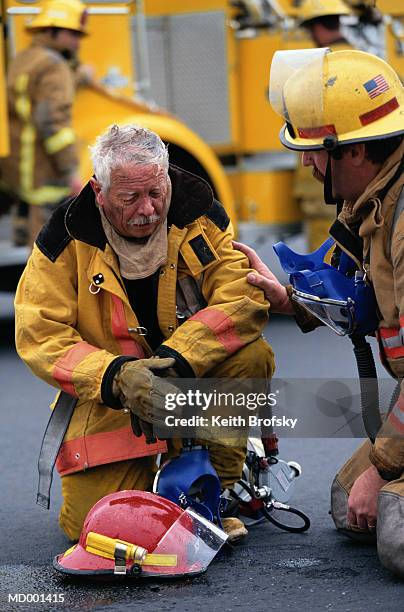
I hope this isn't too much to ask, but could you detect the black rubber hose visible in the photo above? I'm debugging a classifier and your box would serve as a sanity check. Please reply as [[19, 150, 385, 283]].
[[261, 505, 311, 534], [387, 381, 401, 417], [350, 333, 382, 442], [236, 480, 310, 533]]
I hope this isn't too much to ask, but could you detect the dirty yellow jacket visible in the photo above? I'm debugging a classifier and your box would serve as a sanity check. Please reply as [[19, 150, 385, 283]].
[[0, 35, 78, 206], [15, 166, 269, 476], [291, 141, 404, 478]]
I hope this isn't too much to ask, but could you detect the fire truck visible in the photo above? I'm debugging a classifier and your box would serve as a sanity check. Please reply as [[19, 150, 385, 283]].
[[0, 0, 403, 292], [0, 0, 237, 290]]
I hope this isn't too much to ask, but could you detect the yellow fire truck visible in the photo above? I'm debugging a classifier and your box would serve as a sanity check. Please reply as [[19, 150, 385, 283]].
[[138, 0, 306, 241], [0, 0, 237, 289], [0, 0, 403, 291], [131, 0, 404, 244], [1, 0, 236, 207], [378, 0, 404, 78]]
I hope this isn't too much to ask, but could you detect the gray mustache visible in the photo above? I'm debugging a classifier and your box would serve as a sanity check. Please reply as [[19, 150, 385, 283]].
[[127, 215, 160, 226]]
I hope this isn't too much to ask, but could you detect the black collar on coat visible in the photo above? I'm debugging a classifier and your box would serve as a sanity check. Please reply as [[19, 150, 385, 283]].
[[65, 164, 215, 250]]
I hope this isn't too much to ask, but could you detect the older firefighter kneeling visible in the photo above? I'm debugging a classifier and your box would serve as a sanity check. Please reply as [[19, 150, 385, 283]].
[[14, 124, 274, 543], [236, 48, 404, 576]]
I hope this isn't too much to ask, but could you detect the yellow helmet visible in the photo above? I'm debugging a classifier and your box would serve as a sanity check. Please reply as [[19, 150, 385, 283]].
[[269, 48, 404, 151], [298, 0, 351, 25], [345, 0, 375, 7], [27, 0, 88, 35]]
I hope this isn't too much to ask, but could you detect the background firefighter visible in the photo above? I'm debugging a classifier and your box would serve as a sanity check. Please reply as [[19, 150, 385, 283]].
[[0, 0, 92, 247], [294, 0, 353, 255], [14, 123, 274, 544], [235, 48, 404, 577]]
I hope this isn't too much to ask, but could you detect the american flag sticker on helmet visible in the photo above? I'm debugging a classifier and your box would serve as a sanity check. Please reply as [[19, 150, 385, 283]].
[[363, 75, 390, 99]]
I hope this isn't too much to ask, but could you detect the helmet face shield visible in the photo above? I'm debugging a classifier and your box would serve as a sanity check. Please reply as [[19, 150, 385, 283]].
[[143, 508, 228, 577], [269, 48, 329, 134]]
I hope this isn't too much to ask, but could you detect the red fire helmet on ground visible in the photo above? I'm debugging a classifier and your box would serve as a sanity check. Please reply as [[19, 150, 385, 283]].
[[53, 490, 228, 578]]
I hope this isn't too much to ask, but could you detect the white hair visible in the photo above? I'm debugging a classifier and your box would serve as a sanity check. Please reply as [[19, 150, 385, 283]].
[[89, 124, 169, 191]]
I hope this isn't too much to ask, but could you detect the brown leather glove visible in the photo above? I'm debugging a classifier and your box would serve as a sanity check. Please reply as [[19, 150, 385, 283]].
[[129, 413, 157, 444], [113, 357, 181, 442]]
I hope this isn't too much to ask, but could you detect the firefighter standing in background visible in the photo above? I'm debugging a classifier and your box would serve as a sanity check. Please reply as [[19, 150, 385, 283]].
[[294, 0, 353, 253], [0, 0, 91, 247]]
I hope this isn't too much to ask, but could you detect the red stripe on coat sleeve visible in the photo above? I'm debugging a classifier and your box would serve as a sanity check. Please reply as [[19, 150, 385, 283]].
[[53, 341, 100, 396], [190, 308, 244, 354]]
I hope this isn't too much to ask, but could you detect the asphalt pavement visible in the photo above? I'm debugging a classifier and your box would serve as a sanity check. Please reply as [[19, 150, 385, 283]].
[[1, 314, 404, 612]]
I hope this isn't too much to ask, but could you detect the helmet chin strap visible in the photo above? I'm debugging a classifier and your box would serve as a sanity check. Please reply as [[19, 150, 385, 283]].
[[324, 154, 344, 210]]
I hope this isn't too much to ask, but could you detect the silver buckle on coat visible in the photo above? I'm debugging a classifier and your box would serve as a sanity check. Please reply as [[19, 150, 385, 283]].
[[128, 326, 148, 336]]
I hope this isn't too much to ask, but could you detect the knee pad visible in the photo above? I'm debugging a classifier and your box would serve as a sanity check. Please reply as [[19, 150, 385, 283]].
[[377, 491, 404, 577]]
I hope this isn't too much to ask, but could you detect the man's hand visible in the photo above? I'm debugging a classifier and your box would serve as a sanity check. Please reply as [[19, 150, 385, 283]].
[[347, 465, 387, 531], [113, 357, 181, 442], [75, 63, 96, 86], [232, 241, 294, 314]]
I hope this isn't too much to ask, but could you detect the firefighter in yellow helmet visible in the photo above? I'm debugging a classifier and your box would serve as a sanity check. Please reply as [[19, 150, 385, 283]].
[[294, 0, 353, 254], [0, 0, 92, 247], [298, 0, 351, 46], [235, 48, 404, 576]]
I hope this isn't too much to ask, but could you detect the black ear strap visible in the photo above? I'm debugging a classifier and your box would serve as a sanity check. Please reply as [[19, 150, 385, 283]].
[[329, 218, 363, 264], [324, 153, 343, 207]]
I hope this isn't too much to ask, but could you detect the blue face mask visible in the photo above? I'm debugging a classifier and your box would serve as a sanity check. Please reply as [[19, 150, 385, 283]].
[[153, 446, 223, 525], [274, 237, 379, 336]]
